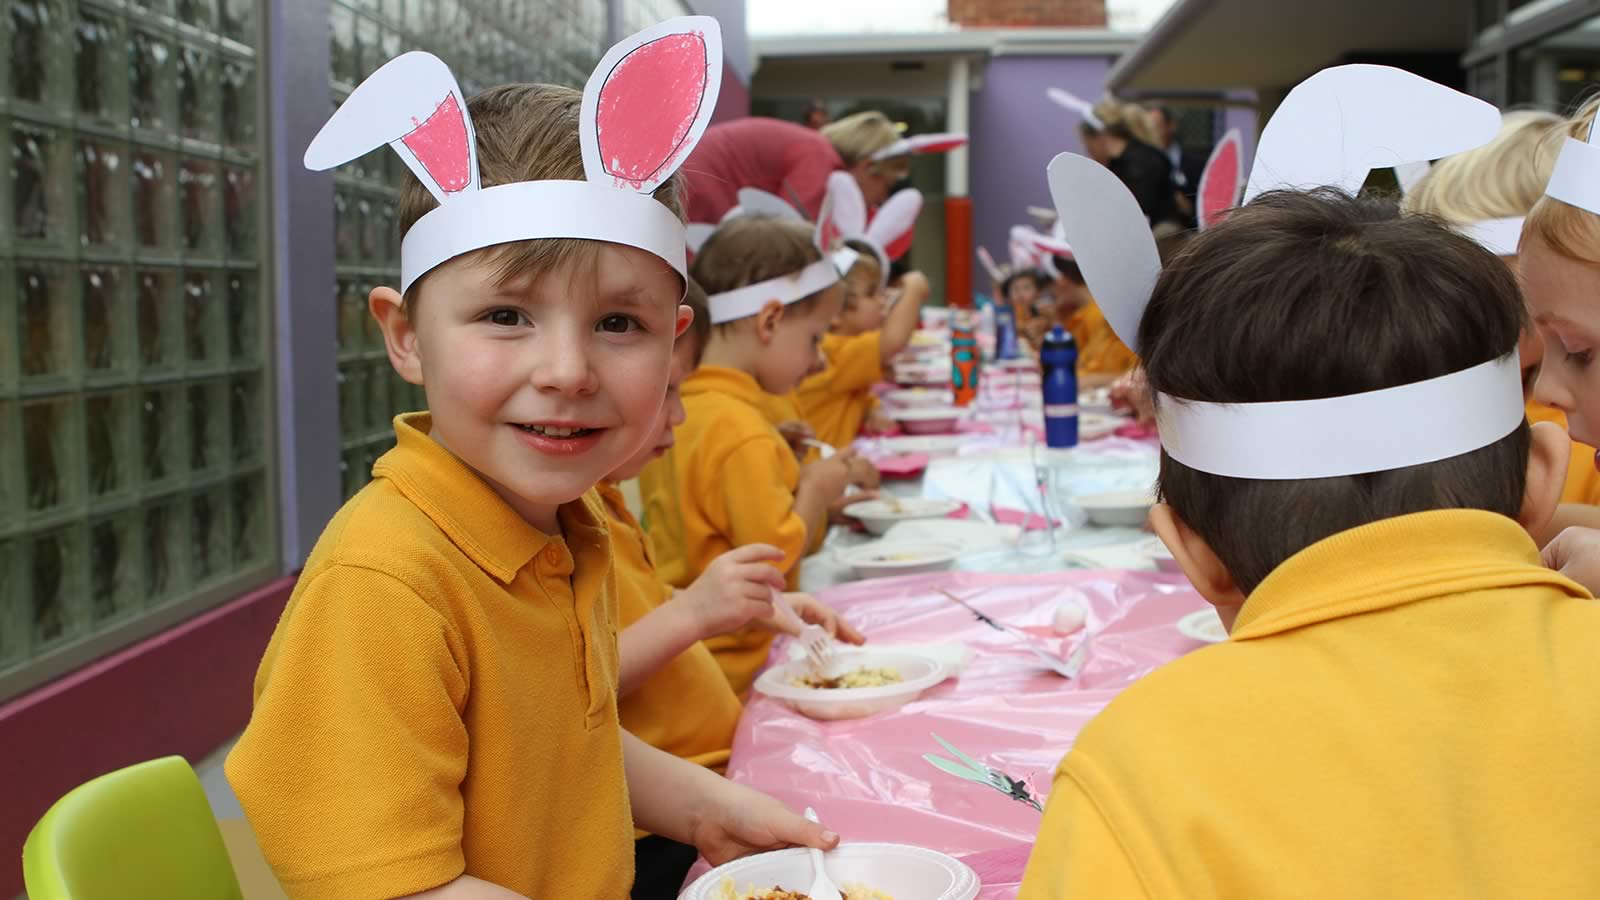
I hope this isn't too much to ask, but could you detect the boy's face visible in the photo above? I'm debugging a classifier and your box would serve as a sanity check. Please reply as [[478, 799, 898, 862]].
[[381, 243, 686, 529], [836, 287, 886, 335], [757, 285, 845, 395], [1525, 235, 1600, 446], [607, 341, 695, 482]]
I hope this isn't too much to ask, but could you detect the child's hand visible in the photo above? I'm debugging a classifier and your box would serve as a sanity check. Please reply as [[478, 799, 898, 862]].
[[1542, 526, 1600, 597], [783, 592, 866, 645], [680, 544, 788, 639], [1110, 366, 1155, 425], [864, 408, 898, 435], [687, 779, 840, 867], [844, 451, 881, 490], [799, 454, 853, 502], [828, 489, 877, 524], [776, 420, 816, 460]]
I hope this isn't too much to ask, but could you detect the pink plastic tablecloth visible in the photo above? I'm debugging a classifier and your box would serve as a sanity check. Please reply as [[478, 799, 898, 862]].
[[684, 569, 1210, 898]]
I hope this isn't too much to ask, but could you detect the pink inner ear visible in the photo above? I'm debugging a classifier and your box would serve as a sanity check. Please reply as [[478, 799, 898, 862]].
[[819, 217, 842, 253], [402, 93, 472, 193], [595, 32, 707, 187], [1201, 139, 1241, 227]]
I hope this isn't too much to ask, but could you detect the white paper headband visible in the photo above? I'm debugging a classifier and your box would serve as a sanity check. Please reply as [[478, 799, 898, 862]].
[[707, 258, 839, 325], [1544, 115, 1600, 215], [1048, 65, 1519, 480], [870, 132, 968, 162], [1046, 88, 1104, 131], [304, 17, 723, 294]]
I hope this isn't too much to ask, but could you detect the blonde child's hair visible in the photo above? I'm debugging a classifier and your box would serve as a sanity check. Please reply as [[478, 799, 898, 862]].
[[1525, 95, 1600, 266], [397, 83, 683, 303], [822, 111, 911, 179], [1083, 98, 1160, 146], [1403, 109, 1564, 225], [840, 238, 883, 307], [691, 216, 830, 329]]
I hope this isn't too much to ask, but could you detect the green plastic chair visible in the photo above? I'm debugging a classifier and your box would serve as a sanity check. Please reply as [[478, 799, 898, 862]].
[[22, 755, 245, 900]]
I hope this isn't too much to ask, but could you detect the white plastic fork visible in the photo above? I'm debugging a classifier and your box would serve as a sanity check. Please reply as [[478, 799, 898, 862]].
[[773, 590, 833, 674], [802, 808, 843, 900]]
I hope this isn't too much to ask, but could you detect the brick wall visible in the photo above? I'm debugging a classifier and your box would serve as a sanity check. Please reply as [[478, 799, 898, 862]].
[[948, 0, 1107, 27]]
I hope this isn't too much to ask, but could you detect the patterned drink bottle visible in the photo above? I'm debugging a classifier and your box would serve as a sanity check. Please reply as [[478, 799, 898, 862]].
[[951, 319, 980, 407]]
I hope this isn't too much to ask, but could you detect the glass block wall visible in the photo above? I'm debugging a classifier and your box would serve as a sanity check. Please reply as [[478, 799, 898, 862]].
[[329, 0, 610, 500], [0, 0, 271, 685]]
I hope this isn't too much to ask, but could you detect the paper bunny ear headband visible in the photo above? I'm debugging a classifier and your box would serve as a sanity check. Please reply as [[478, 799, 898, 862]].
[[1196, 129, 1245, 231], [1396, 155, 1523, 256], [1049, 64, 1521, 481], [702, 187, 840, 324], [1046, 88, 1105, 131], [870, 132, 967, 162], [817, 171, 923, 287], [1544, 112, 1600, 219], [685, 187, 803, 254], [304, 17, 722, 295]]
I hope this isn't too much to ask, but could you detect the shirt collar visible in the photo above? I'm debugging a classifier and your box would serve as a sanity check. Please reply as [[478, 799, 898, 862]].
[[1233, 509, 1590, 641], [372, 413, 608, 583]]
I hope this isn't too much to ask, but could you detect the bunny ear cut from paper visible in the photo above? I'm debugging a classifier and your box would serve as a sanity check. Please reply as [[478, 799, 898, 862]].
[[735, 187, 803, 220], [870, 132, 968, 161], [304, 52, 478, 204], [307, 17, 721, 295], [1046, 87, 1104, 131], [867, 187, 923, 270], [1196, 128, 1243, 231], [1242, 64, 1499, 204]]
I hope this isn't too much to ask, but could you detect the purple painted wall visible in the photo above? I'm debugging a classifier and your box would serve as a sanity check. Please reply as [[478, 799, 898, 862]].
[[970, 54, 1114, 288]]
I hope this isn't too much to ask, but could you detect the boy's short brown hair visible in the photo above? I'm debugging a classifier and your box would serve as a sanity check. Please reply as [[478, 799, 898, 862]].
[[691, 216, 831, 328], [397, 83, 684, 304], [1142, 189, 1530, 593]]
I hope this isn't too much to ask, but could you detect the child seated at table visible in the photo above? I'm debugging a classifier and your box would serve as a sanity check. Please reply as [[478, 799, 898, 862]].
[[603, 279, 863, 899], [1050, 254, 1137, 387], [1020, 189, 1600, 898], [640, 215, 857, 696], [797, 240, 930, 449], [1402, 110, 1600, 541]]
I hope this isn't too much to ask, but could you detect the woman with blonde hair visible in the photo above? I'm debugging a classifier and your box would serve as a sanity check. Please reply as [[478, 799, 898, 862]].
[[681, 110, 910, 224], [1403, 109, 1600, 530], [1078, 98, 1183, 229]]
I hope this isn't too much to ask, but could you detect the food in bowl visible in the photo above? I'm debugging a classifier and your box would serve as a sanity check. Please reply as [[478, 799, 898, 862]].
[[718, 882, 894, 900], [791, 666, 903, 690]]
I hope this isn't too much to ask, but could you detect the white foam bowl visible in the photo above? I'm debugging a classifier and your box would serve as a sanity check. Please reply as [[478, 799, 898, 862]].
[[1072, 490, 1156, 527], [681, 842, 980, 900], [752, 648, 951, 720], [1079, 412, 1123, 441], [884, 388, 955, 409], [838, 540, 961, 579], [893, 406, 964, 435], [844, 498, 964, 535]]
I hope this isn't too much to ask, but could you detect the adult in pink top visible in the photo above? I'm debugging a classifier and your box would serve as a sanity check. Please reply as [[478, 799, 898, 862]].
[[682, 113, 908, 224]]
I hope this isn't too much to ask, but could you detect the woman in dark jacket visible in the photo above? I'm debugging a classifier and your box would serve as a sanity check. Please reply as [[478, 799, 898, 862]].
[[1078, 100, 1185, 232]]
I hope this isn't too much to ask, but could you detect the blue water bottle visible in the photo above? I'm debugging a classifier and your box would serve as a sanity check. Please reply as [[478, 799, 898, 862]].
[[994, 303, 1020, 360], [1040, 326, 1079, 448]]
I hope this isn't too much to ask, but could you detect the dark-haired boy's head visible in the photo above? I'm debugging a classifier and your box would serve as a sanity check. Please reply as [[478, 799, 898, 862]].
[[1002, 269, 1045, 307], [1141, 189, 1566, 601]]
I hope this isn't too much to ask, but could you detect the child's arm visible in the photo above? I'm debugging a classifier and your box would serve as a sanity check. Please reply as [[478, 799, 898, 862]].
[[878, 271, 931, 366], [1532, 504, 1600, 549], [617, 544, 786, 695], [793, 454, 854, 550], [623, 730, 838, 865]]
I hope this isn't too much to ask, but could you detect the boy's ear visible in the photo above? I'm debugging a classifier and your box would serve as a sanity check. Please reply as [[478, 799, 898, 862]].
[[675, 303, 693, 339], [369, 286, 424, 386], [754, 300, 786, 343], [1149, 503, 1247, 631], [1519, 420, 1570, 535]]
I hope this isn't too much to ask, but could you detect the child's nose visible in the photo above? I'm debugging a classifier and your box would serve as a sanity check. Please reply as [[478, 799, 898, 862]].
[[533, 342, 597, 395], [1533, 357, 1574, 413]]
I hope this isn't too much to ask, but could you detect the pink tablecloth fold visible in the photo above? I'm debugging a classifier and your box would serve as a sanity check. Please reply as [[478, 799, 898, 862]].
[[687, 570, 1209, 897]]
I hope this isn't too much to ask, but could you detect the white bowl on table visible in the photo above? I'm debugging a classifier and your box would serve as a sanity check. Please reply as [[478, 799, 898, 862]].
[[1078, 412, 1123, 441], [844, 497, 964, 535], [892, 406, 964, 435], [681, 842, 980, 900], [1072, 490, 1156, 527], [884, 388, 955, 409], [838, 540, 961, 579], [752, 647, 952, 721]]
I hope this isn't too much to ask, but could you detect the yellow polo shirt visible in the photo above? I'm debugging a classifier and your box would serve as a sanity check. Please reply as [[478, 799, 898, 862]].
[[1020, 509, 1600, 900], [798, 330, 883, 450], [640, 365, 809, 695], [597, 480, 742, 778], [1526, 400, 1600, 505], [227, 413, 631, 899], [1062, 301, 1137, 376]]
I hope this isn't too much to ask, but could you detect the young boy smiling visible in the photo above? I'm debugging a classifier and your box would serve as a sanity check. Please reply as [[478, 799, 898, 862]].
[[227, 45, 836, 900]]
